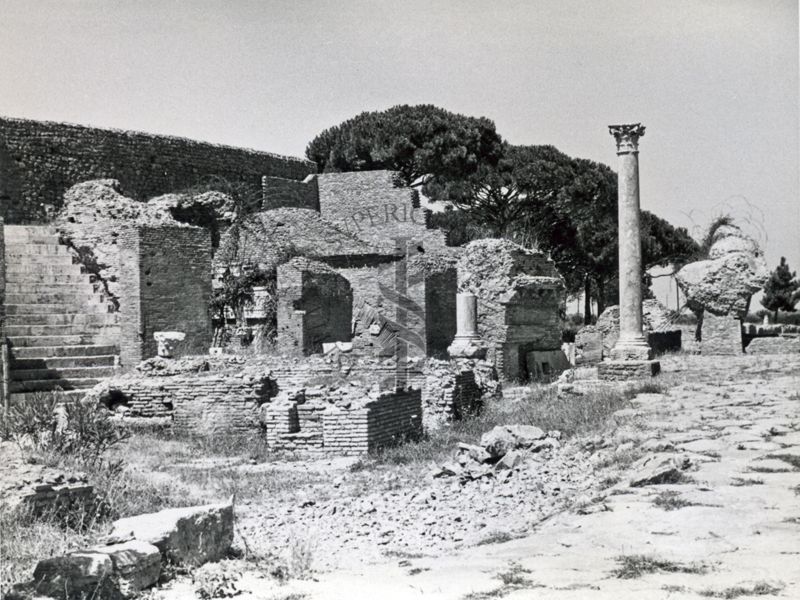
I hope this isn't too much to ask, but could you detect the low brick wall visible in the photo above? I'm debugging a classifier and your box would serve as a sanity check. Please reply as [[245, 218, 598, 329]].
[[598, 360, 660, 380], [102, 374, 276, 431], [322, 390, 422, 454]]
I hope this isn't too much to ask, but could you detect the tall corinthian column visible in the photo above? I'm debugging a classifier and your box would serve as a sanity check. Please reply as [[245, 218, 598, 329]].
[[608, 123, 653, 361]]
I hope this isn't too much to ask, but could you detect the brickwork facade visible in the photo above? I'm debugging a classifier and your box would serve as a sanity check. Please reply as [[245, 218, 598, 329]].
[[262, 175, 319, 211], [117, 226, 212, 369], [0, 116, 316, 224]]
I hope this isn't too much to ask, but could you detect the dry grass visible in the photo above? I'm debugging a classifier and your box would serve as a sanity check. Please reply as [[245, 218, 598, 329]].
[[652, 490, 696, 511], [368, 381, 659, 471], [612, 555, 708, 579], [698, 582, 782, 598]]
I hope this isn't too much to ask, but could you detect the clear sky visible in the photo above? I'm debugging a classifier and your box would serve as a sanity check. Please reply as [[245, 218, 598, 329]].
[[1, 0, 798, 299]]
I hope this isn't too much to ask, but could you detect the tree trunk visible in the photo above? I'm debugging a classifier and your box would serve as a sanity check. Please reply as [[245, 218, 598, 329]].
[[775, 309, 779, 323], [583, 277, 592, 325], [596, 278, 606, 316]]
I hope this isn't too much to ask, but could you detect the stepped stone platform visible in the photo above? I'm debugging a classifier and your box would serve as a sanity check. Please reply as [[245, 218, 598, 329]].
[[3, 225, 121, 401]]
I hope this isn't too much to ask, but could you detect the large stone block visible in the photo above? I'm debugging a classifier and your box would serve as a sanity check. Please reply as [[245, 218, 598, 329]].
[[32, 551, 116, 600], [107, 500, 234, 567], [700, 313, 743, 356], [94, 541, 161, 597], [746, 336, 800, 355]]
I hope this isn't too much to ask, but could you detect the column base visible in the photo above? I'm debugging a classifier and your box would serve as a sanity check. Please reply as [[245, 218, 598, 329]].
[[609, 339, 653, 361], [447, 337, 487, 359], [598, 359, 661, 381]]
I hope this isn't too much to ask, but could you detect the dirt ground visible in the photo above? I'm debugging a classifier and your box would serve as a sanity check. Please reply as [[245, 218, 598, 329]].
[[149, 353, 800, 600]]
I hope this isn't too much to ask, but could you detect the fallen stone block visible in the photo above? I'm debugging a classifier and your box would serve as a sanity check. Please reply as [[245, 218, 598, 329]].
[[480, 426, 517, 458], [506, 425, 546, 447], [495, 450, 523, 470], [457, 442, 492, 464], [95, 540, 161, 597], [32, 551, 116, 600], [629, 453, 691, 487], [107, 500, 234, 566]]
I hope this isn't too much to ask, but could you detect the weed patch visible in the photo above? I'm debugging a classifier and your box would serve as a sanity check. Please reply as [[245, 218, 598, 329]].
[[653, 491, 695, 511], [730, 477, 764, 487], [699, 582, 782, 598], [612, 555, 708, 579]]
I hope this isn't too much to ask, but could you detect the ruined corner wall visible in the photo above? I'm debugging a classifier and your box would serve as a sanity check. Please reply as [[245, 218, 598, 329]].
[[276, 258, 353, 355], [0, 116, 316, 223], [117, 226, 212, 369], [321, 390, 423, 454], [262, 175, 319, 211]]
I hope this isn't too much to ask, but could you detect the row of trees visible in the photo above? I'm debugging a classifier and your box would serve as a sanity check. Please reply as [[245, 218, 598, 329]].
[[306, 105, 700, 320]]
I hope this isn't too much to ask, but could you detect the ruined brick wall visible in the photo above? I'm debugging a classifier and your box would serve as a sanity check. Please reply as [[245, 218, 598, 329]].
[[171, 375, 275, 435], [321, 390, 422, 454], [316, 171, 447, 250], [338, 252, 455, 359], [262, 175, 319, 211], [276, 258, 353, 355], [117, 226, 212, 369], [421, 368, 481, 430], [0, 116, 316, 223]]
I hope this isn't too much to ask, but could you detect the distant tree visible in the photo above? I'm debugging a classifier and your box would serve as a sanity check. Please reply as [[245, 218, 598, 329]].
[[305, 104, 504, 190], [761, 257, 799, 322]]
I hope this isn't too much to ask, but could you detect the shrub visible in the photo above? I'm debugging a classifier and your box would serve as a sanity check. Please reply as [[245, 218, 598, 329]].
[[1, 392, 129, 464]]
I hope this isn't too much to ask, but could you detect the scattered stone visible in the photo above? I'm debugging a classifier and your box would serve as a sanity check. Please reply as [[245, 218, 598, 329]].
[[481, 427, 517, 458], [93, 541, 161, 597], [629, 454, 691, 487]]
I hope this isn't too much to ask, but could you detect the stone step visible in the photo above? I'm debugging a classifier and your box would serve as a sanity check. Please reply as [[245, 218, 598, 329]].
[[7, 334, 117, 347], [10, 366, 117, 381], [4, 225, 59, 238], [5, 313, 119, 327], [3, 254, 75, 266], [5, 244, 72, 256], [10, 344, 120, 359], [5, 323, 121, 337], [3, 234, 62, 244], [5, 282, 95, 294], [5, 303, 112, 315], [5, 263, 85, 275], [6, 293, 105, 305], [11, 355, 117, 370], [5, 273, 91, 284], [8, 378, 103, 393]]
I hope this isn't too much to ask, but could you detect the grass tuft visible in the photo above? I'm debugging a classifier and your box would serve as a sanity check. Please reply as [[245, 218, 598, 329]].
[[612, 554, 708, 579], [652, 490, 695, 511], [699, 582, 782, 598]]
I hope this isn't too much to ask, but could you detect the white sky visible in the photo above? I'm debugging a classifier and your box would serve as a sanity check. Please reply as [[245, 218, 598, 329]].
[[1, 0, 798, 303]]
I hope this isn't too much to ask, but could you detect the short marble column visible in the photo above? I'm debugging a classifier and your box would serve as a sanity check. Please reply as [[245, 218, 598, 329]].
[[599, 124, 659, 379], [448, 293, 486, 358]]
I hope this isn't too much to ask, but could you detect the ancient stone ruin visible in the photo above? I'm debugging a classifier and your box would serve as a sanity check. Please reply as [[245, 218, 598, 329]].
[[676, 223, 769, 355]]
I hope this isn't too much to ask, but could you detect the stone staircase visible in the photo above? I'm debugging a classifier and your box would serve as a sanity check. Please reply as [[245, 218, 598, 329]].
[[3, 226, 121, 401]]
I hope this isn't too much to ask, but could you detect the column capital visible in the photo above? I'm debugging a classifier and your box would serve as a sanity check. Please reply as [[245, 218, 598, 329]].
[[609, 123, 645, 154]]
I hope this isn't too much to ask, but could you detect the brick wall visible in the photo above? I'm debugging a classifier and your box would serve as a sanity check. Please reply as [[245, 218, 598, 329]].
[[262, 175, 319, 211], [171, 375, 276, 435], [276, 258, 353, 355], [0, 116, 316, 223], [316, 171, 448, 251], [321, 390, 422, 454], [117, 225, 212, 369]]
